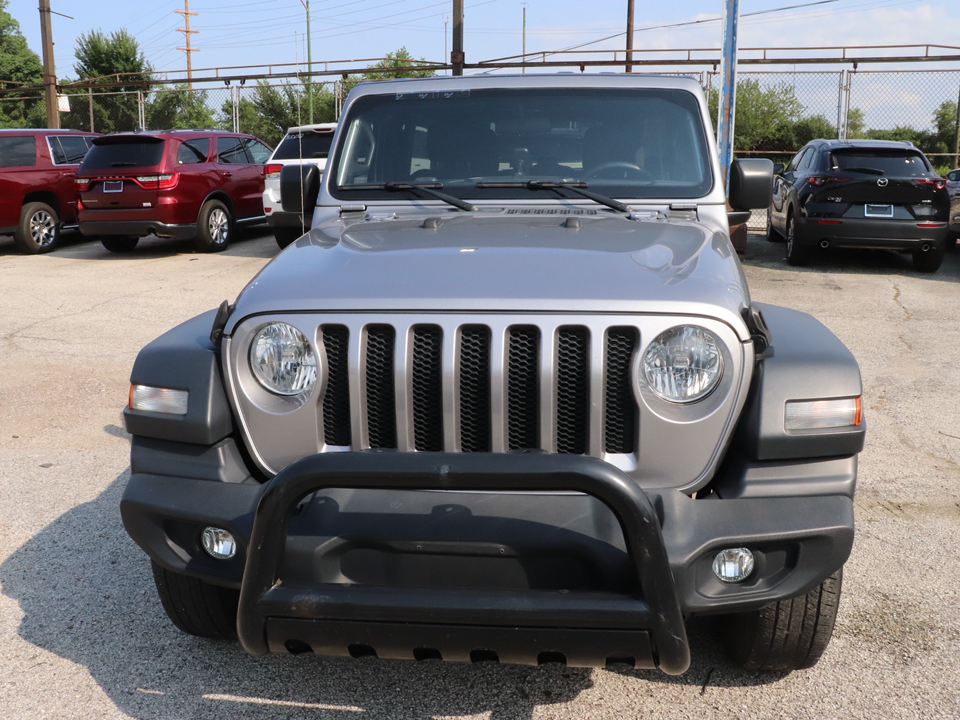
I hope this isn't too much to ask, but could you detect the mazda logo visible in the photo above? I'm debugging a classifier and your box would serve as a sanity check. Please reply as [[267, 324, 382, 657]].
[[877, 178, 889, 186]]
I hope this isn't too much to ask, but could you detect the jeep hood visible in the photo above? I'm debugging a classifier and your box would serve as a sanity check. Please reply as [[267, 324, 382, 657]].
[[228, 213, 751, 339]]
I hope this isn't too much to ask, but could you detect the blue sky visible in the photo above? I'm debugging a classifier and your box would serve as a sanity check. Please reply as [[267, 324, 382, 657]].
[[8, 0, 960, 83]]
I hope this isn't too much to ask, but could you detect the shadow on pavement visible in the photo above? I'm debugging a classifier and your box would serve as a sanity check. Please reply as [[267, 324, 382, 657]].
[[1, 469, 785, 719]]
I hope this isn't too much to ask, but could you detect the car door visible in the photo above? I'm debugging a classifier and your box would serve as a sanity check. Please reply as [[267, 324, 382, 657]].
[[214, 136, 268, 220], [772, 148, 806, 228], [48, 134, 94, 224]]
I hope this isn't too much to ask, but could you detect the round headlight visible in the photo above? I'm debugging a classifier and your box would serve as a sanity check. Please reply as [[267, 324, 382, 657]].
[[250, 322, 317, 396], [641, 326, 724, 403]]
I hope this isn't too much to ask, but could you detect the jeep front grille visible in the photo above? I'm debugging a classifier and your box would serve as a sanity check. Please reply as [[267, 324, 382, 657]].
[[314, 318, 639, 458]]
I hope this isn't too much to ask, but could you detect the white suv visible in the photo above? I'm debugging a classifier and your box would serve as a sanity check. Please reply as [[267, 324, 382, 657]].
[[262, 122, 337, 248]]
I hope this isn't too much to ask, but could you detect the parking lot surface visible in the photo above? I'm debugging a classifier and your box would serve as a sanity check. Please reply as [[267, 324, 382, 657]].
[[0, 228, 958, 719]]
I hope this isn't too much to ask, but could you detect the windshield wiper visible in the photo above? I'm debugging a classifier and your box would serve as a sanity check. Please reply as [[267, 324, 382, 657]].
[[476, 180, 630, 213], [355, 182, 477, 211]]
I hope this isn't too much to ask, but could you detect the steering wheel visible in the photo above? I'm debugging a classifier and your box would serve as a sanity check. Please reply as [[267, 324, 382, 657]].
[[582, 162, 654, 181]]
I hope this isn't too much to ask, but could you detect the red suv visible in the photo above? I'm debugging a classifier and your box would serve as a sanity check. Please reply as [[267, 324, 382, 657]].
[[76, 130, 272, 253], [0, 128, 100, 254]]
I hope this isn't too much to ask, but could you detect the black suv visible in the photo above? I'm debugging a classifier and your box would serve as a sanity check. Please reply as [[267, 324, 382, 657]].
[[768, 139, 950, 272]]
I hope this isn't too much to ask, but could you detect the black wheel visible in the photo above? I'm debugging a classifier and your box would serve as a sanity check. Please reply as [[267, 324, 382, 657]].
[[719, 569, 843, 672], [151, 561, 238, 640], [274, 227, 302, 249], [194, 200, 232, 253], [14, 202, 60, 254], [944, 231, 957, 252], [766, 207, 783, 242], [101, 236, 140, 253], [785, 213, 811, 266], [913, 242, 946, 273]]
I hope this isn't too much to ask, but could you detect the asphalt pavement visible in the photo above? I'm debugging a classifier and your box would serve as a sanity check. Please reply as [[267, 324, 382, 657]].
[[0, 226, 958, 719]]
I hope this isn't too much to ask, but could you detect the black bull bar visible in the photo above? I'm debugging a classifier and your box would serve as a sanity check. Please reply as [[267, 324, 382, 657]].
[[237, 451, 691, 675]]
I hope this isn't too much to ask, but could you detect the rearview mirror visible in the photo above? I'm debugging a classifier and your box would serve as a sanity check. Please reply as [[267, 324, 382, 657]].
[[728, 158, 774, 211]]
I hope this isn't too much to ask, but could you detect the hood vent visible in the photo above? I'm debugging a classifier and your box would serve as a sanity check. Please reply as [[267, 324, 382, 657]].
[[505, 208, 598, 215]]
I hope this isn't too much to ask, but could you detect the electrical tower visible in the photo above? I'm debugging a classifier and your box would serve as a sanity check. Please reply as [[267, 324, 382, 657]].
[[176, 0, 199, 89]]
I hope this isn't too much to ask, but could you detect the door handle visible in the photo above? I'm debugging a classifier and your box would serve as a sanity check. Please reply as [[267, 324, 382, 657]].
[[220, 171, 232, 178]]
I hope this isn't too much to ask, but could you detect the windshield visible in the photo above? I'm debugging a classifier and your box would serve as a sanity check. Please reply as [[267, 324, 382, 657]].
[[332, 87, 713, 201]]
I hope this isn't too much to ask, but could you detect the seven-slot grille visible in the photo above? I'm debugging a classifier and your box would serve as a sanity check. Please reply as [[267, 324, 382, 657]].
[[317, 320, 639, 458]]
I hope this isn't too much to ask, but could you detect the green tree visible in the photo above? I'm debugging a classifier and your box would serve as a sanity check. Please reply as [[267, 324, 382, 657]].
[[845, 108, 866, 139], [343, 47, 435, 97], [73, 29, 152, 132], [217, 81, 337, 146], [147, 85, 215, 130], [707, 78, 804, 151], [0, 0, 44, 127]]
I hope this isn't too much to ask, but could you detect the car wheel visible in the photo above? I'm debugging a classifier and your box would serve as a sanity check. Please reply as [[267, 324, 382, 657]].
[[913, 242, 946, 273], [719, 568, 842, 672], [766, 208, 783, 242], [195, 200, 232, 253], [14, 202, 60, 254], [946, 231, 957, 251], [785, 214, 811, 266], [101, 236, 140, 253], [151, 561, 238, 640], [274, 227, 302, 249]]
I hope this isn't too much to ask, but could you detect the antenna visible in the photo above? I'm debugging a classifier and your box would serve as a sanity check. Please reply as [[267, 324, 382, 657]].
[[176, 0, 199, 90]]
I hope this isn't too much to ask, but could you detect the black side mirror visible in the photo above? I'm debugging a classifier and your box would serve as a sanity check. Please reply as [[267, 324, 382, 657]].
[[728, 158, 774, 211], [947, 169, 960, 182], [280, 164, 321, 217], [773, 162, 785, 175]]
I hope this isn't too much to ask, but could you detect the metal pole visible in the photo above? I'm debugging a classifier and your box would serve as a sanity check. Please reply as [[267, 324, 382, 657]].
[[953, 78, 960, 168], [717, 0, 740, 188], [38, 0, 60, 129], [452, 0, 464, 76], [522, 7, 526, 75], [88, 87, 94, 132], [625, 0, 634, 73], [301, 0, 313, 124]]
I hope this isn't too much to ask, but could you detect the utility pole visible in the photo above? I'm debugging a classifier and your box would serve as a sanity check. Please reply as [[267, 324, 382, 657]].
[[176, 0, 199, 90], [717, 0, 741, 188], [522, 6, 526, 75], [38, 0, 59, 129], [300, 1, 313, 123], [451, 0, 464, 76], [625, 0, 634, 73]]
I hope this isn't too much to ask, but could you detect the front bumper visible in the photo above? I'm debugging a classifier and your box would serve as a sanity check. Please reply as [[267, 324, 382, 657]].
[[121, 451, 854, 672]]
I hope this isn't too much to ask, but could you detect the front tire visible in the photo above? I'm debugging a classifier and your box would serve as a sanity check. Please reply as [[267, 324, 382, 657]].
[[274, 227, 303, 249], [785, 214, 811, 266], [14, 202, 60, 254], [151, 561, 238, 640], [194, 200, 232, 253], [720, 569, 843, 672]]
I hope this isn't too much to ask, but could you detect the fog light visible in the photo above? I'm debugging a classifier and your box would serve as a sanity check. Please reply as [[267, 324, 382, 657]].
[[201, 527, 236, 560], [130, 384, 188, 415], [712, 548, 755, 583]]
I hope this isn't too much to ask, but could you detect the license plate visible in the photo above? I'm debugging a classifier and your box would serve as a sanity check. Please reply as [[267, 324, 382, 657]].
[[103, 180, 124, 193], [864, 204, 893, 218]]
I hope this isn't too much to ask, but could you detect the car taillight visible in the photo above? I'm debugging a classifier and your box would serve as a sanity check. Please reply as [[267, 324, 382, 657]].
[[264, 163, 283, 177], [134, 173, 179, 190], [75, 178, 91, 192], [916, 178, 947, 190], [808, 176, 848, 187]]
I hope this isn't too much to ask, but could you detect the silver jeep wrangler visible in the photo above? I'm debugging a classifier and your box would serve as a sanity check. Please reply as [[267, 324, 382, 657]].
[[121, 74, 864, 675]]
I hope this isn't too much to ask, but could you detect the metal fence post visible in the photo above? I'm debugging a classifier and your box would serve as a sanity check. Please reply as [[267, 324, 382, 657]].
[[138, 90, 146, 130], [88, 87, 94, 132], [837, 69, 846, 140]]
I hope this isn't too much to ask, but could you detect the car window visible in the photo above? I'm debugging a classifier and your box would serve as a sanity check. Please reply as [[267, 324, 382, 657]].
[[216, 137, 247, 164], [178, 138, 209, 165], [828, 149, 931, 176], [49, 135, 92, 165], [797, 148, 818, 172], [786, 148, 808, 173], [332, 87, 713, 200], [0, 136, 37, 167], [82, 138, 165, 169], [273, 132, 334, 160], [243, 138, 272, 164]]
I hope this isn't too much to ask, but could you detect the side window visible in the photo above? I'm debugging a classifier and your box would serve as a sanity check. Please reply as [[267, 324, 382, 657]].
[[48, 137, 67, 164], [786, 148, 808, 173], [54, 135, 92, 164], [178, 138, 209, 165], [242, 138, 272, 164], [0, 136, 38, 168], [797, 148, 818, 172], [216, 137, 246, 164]]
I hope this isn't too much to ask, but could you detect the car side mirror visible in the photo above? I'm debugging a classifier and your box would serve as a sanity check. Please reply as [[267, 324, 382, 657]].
[[947, 169, 960, 181], [728, 158, 774, 211], [773, 162, 785, 175], [280, 164, 321, 218]]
